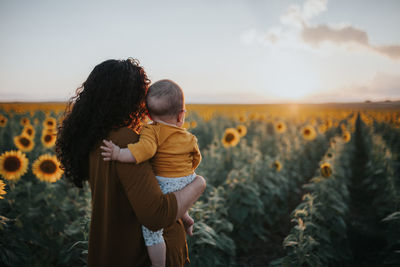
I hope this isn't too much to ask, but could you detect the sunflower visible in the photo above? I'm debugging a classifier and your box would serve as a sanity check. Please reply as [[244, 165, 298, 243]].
[[0, 150, 29, 181], [32, 154, 64, 183], [320, 162, 332, 177], [324, 119, 333, 128], [182, 122, 190, 129], [43, 117, 57, 129], [20, 117, 30, 126], [190, 121, 197, 128], [44, 127, 57, 134], [14, 134, 35, 152], [343, 131, 351, 143], [249, 112, 259, 120], [221, 128, 240, 148], [271, 160, 282, 172], [22, 125, 36, 139], [237, 125, 247, 137], [238, 115, 247, 123], [0, 179, 6, 199], [275, 122, 286, 133], [0, 115, 7, 127], [301, 125, 317, 141], [41, 131, 57, 148], [318, 124, 327, 134]]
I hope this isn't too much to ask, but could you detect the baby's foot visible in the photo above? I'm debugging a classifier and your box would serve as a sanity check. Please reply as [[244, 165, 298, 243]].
[[182, 213, 194, 236], [185, 224, 194, 236]]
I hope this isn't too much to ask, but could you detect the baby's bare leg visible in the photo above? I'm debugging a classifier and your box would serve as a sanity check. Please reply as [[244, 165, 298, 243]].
[[147, 242, 166, 267]]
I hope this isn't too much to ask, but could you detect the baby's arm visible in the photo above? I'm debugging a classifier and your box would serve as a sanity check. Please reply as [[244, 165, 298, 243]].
[[101, 140, 137, 163], [101, 125, 158, 164]]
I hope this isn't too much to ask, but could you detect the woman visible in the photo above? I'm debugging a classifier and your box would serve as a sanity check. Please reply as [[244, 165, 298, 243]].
[[56, 58, 206, 266]]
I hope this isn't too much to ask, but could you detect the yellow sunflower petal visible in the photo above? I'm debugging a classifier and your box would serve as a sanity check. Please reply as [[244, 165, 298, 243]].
[[0, 115, 8, 127], [222, 128, 240, 148], [43, 117, 57, 129], [190, 121, 197, 128], [320, 162, 332, 177], [343, 131, 351, 143], [0, 179, 7, 199], [182, 122, 190, 129], [302, 125, 317, 141], [41, 131, 57, 148], [275, 121, 287, 133], [20, 117, 31, 126], [0, 150, 29, 181], [237, 125, 247, 137], [13, 134, 35, 152], [22, 125, 36, 139], [32, 154, 64, 183], [271, 160, 282, 172]]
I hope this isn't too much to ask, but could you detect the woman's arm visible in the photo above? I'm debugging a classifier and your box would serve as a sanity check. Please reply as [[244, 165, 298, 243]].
[[115, 160, 205, 231], [173, 175, 206, 220]]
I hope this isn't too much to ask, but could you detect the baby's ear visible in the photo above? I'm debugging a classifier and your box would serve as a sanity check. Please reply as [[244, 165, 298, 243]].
[[177, 110, 185, 123]]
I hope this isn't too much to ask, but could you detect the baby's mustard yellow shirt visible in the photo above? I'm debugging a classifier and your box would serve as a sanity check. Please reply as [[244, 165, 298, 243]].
[[127, 121, 201, 178]]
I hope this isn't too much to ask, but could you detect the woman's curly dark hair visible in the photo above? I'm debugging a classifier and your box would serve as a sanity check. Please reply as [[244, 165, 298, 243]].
[[56, 58, 150, 188]]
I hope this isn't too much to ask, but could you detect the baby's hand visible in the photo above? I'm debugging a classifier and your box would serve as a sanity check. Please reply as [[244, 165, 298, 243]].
[[101, 140, 120, 161], [182, 212, 194, 236]]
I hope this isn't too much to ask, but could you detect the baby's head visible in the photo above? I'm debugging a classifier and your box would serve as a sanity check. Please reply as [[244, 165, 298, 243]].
[[146, 79, 186, 126]]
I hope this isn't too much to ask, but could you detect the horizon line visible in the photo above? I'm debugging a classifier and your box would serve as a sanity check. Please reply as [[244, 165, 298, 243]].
[[1, 100, 400, 105]]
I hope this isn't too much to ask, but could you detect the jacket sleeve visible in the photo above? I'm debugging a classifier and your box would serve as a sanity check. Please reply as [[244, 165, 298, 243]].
[[192, 137, 202, 170], [115, 160, 177, 231], [127, 125, 158, 164]]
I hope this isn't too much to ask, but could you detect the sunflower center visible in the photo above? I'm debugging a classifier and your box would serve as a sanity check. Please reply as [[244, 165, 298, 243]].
[[4, 156, 21, 172], [47, 121, 54, 126], [0, 119, 4, 123], [44, 134, 52, 142], [39, 160, 57, 174], [304, 129, 311, 135], [27, 129, 33, 135], [20, 137, 31, 147], [225, 133, 235, 143], [278, 124, 282, 129]]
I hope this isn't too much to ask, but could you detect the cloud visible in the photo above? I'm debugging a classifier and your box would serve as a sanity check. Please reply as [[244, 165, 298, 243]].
[[373, 45, 400, 59], [302, 24, 368, 45], [280, 0, 327, 28], [242, 0, 400, 60], [303, 0, 328, 19], [301, 24, 400, 59]]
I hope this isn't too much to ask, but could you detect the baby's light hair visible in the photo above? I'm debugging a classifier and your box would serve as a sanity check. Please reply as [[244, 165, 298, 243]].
[[146, 79, 184, 119]]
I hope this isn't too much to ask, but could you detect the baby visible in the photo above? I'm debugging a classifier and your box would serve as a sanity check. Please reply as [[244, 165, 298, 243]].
[[101, 79, 201, 267]]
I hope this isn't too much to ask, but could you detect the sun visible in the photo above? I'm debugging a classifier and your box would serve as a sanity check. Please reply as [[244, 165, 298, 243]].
[[263, 49, 321, 102]]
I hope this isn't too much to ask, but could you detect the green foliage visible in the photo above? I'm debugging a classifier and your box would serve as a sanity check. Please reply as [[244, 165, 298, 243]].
[[274, 135, 353, 266], [1, 108, 399, 266], [0, 109, 90, 267]]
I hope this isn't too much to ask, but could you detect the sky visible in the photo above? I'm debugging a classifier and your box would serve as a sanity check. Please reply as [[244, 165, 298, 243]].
[[0, 0, 400, 104]]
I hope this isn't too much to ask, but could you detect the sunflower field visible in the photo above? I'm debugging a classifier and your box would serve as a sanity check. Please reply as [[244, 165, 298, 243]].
[[1, 102, 399, 266]]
